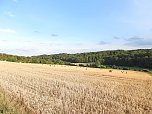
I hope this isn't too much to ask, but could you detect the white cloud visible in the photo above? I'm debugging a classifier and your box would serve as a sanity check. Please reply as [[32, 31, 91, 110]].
[[12, 0, 17, 2], [5, 11, 15, 17], [0, 37, 150, 56], [0, 39, 147, 56], [0, 28, 16, 34]]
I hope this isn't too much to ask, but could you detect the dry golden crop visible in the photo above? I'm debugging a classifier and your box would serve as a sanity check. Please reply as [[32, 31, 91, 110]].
[[0, 61, 151, 114]]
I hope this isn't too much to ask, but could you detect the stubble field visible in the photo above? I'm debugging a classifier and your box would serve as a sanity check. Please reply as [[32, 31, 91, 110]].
[[0, 61, 151, 114]]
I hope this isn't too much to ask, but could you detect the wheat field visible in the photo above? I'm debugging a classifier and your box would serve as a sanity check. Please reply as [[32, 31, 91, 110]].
[[0, 61, 151, 114]]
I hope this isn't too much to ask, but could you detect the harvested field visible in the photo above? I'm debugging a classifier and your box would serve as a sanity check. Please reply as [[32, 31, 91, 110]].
[[0, 61, 152, 114]]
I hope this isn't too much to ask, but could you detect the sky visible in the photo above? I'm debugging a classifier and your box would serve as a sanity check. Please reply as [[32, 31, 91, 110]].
[[0, 0, 152, 56]]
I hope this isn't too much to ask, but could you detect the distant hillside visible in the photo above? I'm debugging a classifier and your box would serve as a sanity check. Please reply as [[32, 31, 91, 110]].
[[0, 49, 152, 69], [33, 49, 152, 69]]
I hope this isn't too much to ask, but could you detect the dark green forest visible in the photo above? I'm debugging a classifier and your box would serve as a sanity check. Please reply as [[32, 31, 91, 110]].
[[0, 49, 152, 70]]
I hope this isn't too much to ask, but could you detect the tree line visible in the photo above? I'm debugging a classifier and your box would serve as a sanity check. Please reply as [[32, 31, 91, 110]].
[[0, 49, 152, 69]]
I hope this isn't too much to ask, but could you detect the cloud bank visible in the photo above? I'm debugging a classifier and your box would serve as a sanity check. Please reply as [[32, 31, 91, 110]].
[[0, 28, 16, 34]]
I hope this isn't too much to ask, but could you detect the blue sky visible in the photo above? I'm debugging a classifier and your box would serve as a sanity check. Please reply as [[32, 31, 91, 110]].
[[0, 0, 152, 56]]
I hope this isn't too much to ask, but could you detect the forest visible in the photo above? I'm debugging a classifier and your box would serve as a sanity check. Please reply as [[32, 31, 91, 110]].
[[0, 49, 152, 70]]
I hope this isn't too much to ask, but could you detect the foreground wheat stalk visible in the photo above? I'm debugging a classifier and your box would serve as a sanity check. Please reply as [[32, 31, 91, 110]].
[[0, 61, 151, 114]]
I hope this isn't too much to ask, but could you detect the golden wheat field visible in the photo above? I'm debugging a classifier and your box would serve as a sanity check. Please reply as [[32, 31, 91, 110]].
[[0, 61, 152, 114]]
